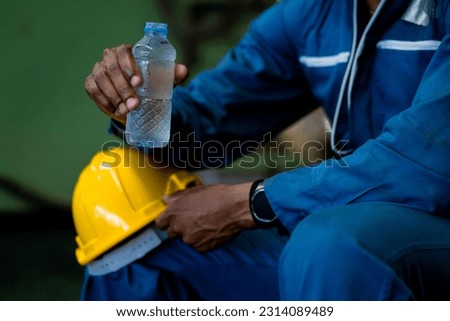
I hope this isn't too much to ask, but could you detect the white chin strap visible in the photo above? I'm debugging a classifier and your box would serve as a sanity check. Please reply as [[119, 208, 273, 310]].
[[87, 226, 168, 276]]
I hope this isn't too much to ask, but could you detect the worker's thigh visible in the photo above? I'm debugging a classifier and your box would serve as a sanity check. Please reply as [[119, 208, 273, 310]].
[[280, 202, 450, 300], [81, 228, 288, 300]]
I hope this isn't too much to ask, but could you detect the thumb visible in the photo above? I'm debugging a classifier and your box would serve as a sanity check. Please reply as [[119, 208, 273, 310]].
[[156, 192, 182, 229], [174, 64, 189, 86], [155, 208, 170, 230]]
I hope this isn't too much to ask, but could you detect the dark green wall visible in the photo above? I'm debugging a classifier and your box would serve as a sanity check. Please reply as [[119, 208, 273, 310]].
[[0, 0, 163, 211]]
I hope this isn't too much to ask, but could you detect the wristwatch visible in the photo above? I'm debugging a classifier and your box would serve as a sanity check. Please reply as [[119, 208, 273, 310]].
[[249, 179, 280, 228]]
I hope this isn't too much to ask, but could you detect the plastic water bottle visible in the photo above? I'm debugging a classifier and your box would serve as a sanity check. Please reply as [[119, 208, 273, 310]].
[[125, 22, 176, 148]]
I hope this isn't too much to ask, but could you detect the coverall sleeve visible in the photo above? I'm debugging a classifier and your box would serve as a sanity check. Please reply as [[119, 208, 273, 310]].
[[161, 1, 319, 167], [265, 29, 450, 232]]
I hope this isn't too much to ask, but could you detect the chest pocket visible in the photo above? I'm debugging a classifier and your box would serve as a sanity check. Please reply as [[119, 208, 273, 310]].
[[370, 40, 439, 129]]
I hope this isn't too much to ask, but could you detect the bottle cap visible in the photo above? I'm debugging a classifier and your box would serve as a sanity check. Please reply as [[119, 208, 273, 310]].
[[144, 22, 168, 35]]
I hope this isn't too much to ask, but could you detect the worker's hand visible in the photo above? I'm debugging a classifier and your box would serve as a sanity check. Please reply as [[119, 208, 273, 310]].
[[84, 44, 189, 124], [155, 183, 256, 252]]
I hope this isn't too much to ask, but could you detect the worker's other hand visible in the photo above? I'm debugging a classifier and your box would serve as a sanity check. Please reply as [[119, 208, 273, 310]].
[[84, 44, 189, 124], [155, 183, 256, 252]]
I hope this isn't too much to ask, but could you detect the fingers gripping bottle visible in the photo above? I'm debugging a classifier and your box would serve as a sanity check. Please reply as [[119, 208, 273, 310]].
[[126, 22, 176, 148]]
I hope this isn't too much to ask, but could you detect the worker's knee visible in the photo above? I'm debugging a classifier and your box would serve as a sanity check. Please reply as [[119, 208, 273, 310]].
[[279, 203, 368, 287], [279, 202, 450, 300], [278, 203, 414, 300]]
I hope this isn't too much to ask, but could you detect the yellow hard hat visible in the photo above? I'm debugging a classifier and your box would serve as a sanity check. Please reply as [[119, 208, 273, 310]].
[[72, 147, 201, 266]]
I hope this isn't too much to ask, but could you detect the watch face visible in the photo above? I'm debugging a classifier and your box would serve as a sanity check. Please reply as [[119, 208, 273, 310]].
[[251, 189, 277, 223]]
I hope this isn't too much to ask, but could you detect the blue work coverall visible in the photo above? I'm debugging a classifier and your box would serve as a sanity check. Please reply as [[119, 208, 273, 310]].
[[82, 0, 450, 300]]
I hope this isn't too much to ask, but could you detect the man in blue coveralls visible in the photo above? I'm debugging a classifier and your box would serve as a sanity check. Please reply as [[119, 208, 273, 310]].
[[83, 0, 450, 300]]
